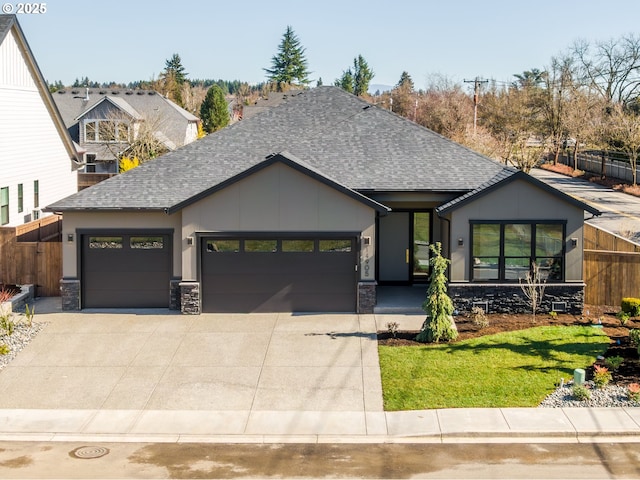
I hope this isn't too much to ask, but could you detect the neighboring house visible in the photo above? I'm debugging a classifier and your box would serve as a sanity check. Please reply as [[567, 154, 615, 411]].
[[53, 87, 199, 186], [0, 15, 80, 226], [46, 87, 599, 314]]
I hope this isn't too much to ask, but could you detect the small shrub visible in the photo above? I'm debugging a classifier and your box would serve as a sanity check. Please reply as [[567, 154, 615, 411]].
[[616, 310, 630, 326], [630, 330, 640, 356], [549, 311, 558, 319], [605, 356, 624, 372], [23, 304, 34, 327], [628, 383, 640, 402], [0, 288, 14, 303], [621, 297, 640, 316], [572, 383, 591, 401], [592, 365, 612, 389], [470, 306, 488, 329], [386, 321, 399, 338], [0, 314, 15, 336], [0, 344, 9, 355]]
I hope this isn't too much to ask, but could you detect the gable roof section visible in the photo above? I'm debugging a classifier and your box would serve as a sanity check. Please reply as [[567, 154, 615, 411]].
[[46, 87, 514, 212], [166, 151, 391, 214], [0, 15, 80, 166], [435, 168, 602, 216], [54, 89, 198, 145], [74, 95, 143, 121]]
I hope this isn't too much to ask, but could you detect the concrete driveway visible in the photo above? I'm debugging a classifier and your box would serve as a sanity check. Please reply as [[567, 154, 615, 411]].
[[0, 297, 386, 437]]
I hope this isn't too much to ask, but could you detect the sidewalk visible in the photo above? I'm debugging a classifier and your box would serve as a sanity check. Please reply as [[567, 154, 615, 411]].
[[0, 406, 639, 444], [0, 298, 638, 444]]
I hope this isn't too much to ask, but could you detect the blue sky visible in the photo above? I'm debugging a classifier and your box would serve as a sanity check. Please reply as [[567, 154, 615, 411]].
[[14, 0, 640, 90]]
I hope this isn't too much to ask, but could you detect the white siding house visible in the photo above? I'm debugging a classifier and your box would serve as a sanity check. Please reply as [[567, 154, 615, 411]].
[[0, 15, 79, 226]]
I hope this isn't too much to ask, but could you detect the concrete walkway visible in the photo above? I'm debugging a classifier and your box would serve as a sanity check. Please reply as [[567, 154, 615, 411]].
[[0, 297, 639, 444]]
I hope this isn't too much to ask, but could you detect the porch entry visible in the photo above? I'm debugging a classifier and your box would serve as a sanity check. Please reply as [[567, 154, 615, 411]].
[[378, 211, 431, 284]]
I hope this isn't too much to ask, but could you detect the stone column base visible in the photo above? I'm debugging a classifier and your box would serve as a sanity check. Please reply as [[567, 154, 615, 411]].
[[358, 282, 377, 314], [169, 279, 181, 311], [180, 281, 200, 315], [60, 278, 80, 311]]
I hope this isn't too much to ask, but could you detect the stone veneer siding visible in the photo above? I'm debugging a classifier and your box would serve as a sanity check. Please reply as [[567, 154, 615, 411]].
[[169, 279, 181, 311], [448, 283, 585, 315], [358, 282, 376, 314], [60, 278, 80, 311], [180, 281, 200, 314]]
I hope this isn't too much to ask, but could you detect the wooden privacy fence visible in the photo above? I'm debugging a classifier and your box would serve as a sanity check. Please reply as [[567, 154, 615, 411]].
[[0, 215, 62, 297], [583, 223, 640, 305]]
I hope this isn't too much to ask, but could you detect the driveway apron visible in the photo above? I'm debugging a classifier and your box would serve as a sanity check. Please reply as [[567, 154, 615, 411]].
[[0, 298, 384, 436]]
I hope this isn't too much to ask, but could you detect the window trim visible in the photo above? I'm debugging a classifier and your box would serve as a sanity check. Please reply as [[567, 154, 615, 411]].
[[33, 180, 39, 208], [0, 186, 9, 225], [17, 184, 23, 213], [469, 220, 566, 282]]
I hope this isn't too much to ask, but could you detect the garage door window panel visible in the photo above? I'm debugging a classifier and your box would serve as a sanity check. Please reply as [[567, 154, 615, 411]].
[[89, 236, 123, 249], [282, 240, 314, 252], [245, 239, 278, 252], [319, 239, 352, 252], [130, 236, 164, 249], [206, 239, 239, 252]]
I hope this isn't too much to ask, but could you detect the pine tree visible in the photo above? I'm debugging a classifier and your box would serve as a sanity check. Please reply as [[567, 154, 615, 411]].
[[165, 53, 187, 84], [352, 55, 374, 96], [335, 69, 354, 93], [264, 26, 310, 89], [161, 53, 188, 107], [335, 55, 374, 96], [396, 71, 414, 90], [200, 85, 230, 133], [416, 243, 458, 343]]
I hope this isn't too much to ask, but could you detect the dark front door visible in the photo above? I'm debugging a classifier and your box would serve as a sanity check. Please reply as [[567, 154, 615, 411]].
[[378, 211, 431, 284], [200, 236, 357, 313], [81, 233, 171, 308]]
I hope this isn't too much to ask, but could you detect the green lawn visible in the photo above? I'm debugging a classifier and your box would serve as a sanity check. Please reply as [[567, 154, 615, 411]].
[[378, 325, 609, 410]]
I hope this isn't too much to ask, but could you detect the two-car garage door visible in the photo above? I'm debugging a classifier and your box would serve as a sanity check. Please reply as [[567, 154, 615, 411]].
[[201, 236, 357, 313]]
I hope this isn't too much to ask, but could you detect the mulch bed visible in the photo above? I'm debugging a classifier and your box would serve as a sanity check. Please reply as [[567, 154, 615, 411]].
[[378, 305, 640, 386]]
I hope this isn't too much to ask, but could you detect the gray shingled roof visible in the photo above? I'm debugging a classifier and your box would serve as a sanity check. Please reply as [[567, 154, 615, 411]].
[[0, 15, 13, 43], [47, 86, 511, 212], [53, 89, 198, 151]]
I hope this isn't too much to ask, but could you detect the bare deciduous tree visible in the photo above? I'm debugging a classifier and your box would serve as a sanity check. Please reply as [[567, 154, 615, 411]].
[[520, 262, 547, 321], [572, 34, 640, 105]]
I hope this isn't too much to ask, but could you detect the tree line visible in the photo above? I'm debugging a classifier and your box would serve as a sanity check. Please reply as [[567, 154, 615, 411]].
[[48, 27, 640, 184]]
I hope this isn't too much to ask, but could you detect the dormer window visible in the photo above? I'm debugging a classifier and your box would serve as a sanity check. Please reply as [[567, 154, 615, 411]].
[[84, 120, 131, 143]]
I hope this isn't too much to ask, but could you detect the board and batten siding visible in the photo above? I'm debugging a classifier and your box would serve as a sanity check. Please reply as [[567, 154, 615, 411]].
[[0, 28, 77, 226]]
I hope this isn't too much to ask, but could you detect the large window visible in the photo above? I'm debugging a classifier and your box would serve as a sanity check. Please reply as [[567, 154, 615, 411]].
[[471, 222, 564, 282], [84, 120, 130, 143], [1, 187, 8, 225]]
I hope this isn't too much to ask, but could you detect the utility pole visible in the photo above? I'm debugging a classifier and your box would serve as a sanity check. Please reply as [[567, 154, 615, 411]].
[[464, 77, 488, 135]]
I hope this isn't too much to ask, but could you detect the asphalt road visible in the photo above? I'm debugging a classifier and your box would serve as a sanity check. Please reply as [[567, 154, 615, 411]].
[[530, 168, 640, 244], [1, 441, 639, 479]]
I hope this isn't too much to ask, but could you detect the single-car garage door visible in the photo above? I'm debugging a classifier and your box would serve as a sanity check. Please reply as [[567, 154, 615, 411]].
[[201, 236, 357, 313], [82, 233, 171, 308]]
